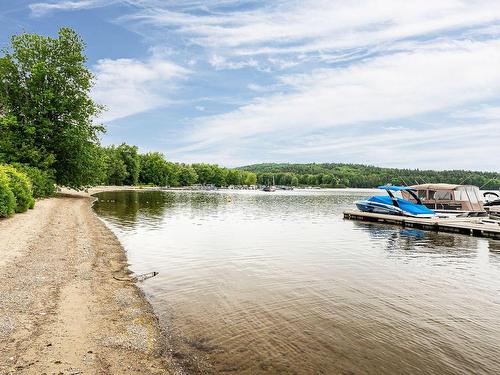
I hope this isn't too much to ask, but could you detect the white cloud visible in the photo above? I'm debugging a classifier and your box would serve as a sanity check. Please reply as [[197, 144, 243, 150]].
[[453, 105, 500, 120], [125, 0, 500, 61], [183, 39, 500, 146], [91, 58, 189, 122], [247, 83, 276, 93], [208, 54, 261, 70], [29, 0, 117, 17]]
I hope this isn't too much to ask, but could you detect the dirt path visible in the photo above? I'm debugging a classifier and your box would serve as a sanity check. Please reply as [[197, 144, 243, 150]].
[[0, 193, 173, 374]]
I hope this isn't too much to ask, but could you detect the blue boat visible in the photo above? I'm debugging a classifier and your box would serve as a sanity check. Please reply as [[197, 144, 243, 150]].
[[355, 186, 436, 218]]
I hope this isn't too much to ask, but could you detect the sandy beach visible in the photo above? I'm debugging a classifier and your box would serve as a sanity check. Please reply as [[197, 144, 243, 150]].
[[0, 190, 172, 374]]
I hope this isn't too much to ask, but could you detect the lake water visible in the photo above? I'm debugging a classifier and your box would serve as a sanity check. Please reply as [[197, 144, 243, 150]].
[[93, 189, 500, 374]]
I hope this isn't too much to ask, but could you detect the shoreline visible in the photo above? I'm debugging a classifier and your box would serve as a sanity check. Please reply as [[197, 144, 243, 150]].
[[0, 190, 173, 374]]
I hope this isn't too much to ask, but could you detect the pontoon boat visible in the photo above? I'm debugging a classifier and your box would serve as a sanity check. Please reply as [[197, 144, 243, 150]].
[[404, 184, 485, 215]]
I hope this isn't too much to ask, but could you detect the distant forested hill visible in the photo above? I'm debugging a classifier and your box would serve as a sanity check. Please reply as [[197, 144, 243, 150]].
[[237, 163, 500, 189]]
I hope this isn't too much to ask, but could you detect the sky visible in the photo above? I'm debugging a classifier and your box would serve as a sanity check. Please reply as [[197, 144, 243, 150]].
[[1, 0, 500, 171]]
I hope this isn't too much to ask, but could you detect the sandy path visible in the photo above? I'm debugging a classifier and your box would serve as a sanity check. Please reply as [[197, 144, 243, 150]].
[[0, 193, 174, 374]]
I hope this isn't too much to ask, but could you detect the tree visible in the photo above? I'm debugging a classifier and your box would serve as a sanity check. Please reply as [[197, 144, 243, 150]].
[[165, 162, 180, 186], [211, 165, 227, 187], [0, 28, 104, 188], [139, 152, 169, 186], [116, 143, 140, 185], [104, 146, 128, 185], [178, 165, 198, 186], [226, 169, 242, 185], [0, 115, 17, 162], [243, 171, 257, 185], [192, 164, 215, 185]]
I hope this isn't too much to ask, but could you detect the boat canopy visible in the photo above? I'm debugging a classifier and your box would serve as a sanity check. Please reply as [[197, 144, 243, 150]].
[[407, 183, 484, 212], [377, 185, 416, 191], [411, 183, 470, 191]]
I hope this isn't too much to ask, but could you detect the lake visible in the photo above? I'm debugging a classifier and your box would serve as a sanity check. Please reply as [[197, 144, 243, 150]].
[[93, 189, 500, 374]]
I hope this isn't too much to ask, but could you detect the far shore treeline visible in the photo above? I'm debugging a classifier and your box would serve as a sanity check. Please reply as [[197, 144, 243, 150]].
[[1, 28, 499, 218], [241, 163, 500, 190]]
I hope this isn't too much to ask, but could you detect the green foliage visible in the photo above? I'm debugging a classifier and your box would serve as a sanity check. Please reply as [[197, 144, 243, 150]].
[[225, 169, 242, 186], [0, 165, 35, 213], [211, 165, 227, 187], [0, 28, 104, 189], [116, 143, 140, 185], [165, 162, 181, 186], [192, 163, 215, 185], [139, 152, 170, 186], [103, 146, 128, 185], [0, 115, 18, 162], [0, 168, 16, 217], [178, 165, 198, 186], [243, 172, 257, 185], [239, 163, 500, 189], [12, 163, 55, 198], [225, 169, 257, 186], [136, 156, 255, 188]]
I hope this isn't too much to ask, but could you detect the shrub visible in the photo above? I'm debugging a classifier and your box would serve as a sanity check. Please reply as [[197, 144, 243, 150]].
[[0, 169, 16, 217], [0, 165, 35, 213], [12, 164, 56, 198]]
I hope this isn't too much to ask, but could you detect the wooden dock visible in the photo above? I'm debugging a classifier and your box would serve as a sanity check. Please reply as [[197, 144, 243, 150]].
[[343, 210, 500, 239]]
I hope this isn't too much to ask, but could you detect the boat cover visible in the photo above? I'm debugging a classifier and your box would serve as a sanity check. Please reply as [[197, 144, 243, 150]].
[[367, 196, 435, 216], [377, 185, 416, 191]]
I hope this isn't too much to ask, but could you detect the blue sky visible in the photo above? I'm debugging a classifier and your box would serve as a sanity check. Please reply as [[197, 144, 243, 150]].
[[1, 0, 500, 171]]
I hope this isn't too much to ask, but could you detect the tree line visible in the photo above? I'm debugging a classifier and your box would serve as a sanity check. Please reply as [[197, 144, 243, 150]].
[[102, 144, 256, 187], [239, 163, 500, 189]]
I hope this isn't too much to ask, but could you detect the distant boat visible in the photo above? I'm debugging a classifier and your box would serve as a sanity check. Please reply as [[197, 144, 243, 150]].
[[355, 186, 436, 218], [263, 176, 276, 192]]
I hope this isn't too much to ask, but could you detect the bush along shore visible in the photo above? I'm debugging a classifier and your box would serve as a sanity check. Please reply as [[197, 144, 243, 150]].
[[0, 164, 55, 218]]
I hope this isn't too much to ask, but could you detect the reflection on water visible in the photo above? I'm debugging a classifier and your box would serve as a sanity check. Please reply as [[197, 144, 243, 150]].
[[93, 190, 500, 374]]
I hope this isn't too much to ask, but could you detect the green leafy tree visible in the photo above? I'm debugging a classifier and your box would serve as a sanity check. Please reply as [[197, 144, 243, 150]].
[[104, 146, 128, 185], [0, 115, 17, 162], [192, 164, 215, 185], [12, 163, 55, 198], [165, 162, 181, 186], [226, 169, 242, 185], [0, 28, 104, 188], [211, 165, 227, 187], [139, 152, 169, 186], [116, 143, 140, 185], [243, 171, 257, 185], [178, 165, 198, 186]]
